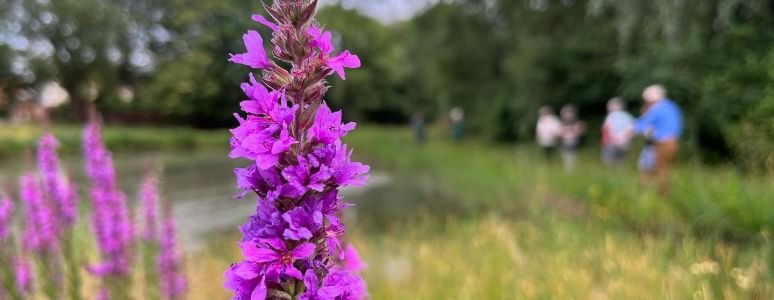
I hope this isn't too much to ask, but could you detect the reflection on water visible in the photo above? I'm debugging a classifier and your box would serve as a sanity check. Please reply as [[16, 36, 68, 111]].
[[0, 150, 396, 248]]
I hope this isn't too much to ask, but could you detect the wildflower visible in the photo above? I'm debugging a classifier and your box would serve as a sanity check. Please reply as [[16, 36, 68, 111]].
[[14, 257, 34, 294], [19, 173, 58, 252], [308, 103, 356, 144], [158, 216, 187, 299], [340, 245, 367, 273], [326, 51, 361, 80], [140, 171, 160, 241], [241, 238, 315, 280], [83, 122, 134, 278], [226, 1, 368, 299], [230, 30, 273, 69], [38, 133, 77, 227]]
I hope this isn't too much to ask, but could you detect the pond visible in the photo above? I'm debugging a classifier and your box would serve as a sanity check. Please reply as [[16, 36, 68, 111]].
[[0, 150, 394, 248]]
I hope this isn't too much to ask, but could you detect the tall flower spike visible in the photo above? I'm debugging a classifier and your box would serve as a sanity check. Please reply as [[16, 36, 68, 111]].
[[19, 172, 58, 252], [225, 1, 368, 299], [38, 133, 78, 228], [158, 214, 187, 299], [83, 122, 134, 281], [140, 170, 160, 241]]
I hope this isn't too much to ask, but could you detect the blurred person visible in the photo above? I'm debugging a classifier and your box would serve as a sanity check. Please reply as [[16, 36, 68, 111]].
[[601, 97, 634, 167], [559, 104, 586, 173], [536, 106, 562, 159], [411, 111, 427, 145], [450, 107, 465, 142], [635, 85, 683, 196]]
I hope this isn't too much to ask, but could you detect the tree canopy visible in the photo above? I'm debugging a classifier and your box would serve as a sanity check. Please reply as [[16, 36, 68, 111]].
[[1, 0, 772, 169]]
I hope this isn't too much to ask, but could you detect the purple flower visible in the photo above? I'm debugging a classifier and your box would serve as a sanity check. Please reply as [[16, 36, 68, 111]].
[[20, 173, 58, 252], [230, 30, 272, 69], [14, 257, 34, 294], [252, 14, 278, 31], [83, 122, 134, 278], [327, 51, 361, 80], [0, 194, 13, 241], [298, 270, 341, 300], [282, 206, 323, 241], [242, 238, 315, 280], [322, 269, 367, 300], [56, 179, 78, 228], [231, 123, 297, 170], [226, 2, 368, 298], [224, 261, 266, 300], [308, 103, 356, 145], [159, 217, 187, 299], [308, 27, 334, 56], [240, 199, 285, 242], [299, 268, 366, 300], [330, 142, 370, 187], [340, 245, 367, 273], [37, 133, 78, 228], [282, 155, 332, 194], [140, 172, 159, 241], [240, 73, 281, 116]]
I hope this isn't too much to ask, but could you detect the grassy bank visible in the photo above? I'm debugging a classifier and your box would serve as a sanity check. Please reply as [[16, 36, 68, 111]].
[[188, 126, 771, 299], [0, 124, 227, 158]]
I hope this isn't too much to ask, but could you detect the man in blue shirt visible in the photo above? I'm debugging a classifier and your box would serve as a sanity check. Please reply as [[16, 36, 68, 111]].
[[635, 85, 683, 196]]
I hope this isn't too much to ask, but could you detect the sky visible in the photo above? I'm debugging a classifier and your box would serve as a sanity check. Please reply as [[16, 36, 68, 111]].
[[320, 0, 441, 24]]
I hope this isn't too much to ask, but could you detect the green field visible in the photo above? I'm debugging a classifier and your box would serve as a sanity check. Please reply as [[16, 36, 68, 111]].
[[1, 125, 770, 299], [189, 126, 771, 299]]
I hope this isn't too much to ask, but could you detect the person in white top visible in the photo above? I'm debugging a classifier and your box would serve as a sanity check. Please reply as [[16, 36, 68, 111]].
[[601, 97, 635, 167], [536, 106, 562, 159]]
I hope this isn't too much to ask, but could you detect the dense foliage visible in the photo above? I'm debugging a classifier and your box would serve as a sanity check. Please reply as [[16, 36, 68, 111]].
[[1, 0, 772, 169]]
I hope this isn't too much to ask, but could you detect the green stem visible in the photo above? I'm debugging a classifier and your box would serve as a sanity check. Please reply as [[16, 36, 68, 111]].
[[63, 230, 82, 300]]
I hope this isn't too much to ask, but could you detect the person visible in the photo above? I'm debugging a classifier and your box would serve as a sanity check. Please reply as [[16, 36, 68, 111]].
[[559, 104, 586, 173], [450, 107, 465, 142], [536, 106, 562, 159], [411, 111, 427, 145], [601, 97, 634, 167], [635, 84, 683, 196]]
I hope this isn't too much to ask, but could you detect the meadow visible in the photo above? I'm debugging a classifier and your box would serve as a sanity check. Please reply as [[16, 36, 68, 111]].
[[189, 126, 772, 299], [1, 125, 771, 299]]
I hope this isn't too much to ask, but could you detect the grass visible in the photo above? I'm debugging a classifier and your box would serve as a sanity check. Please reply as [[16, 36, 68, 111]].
[[0, 124, 227, 158], [2, 124, 771, 299], [187, 125, 771, 299]]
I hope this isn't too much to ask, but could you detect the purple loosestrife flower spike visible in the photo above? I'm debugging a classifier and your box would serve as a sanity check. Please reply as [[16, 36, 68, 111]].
[[37, 133, 78, 228], [0, 194, 13, 241], [225, 1, 369, 299], [83, 122, 134, 278], [19, 173, 58, 252], [13, 257, 34, 294], [140, 172, 160, 241], [158, 216, 187, 299]]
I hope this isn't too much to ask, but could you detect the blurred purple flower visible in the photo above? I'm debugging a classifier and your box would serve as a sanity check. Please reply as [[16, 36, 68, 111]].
[[37, 133, 78, 228], [341, 245, 367, 273], [158, 217, 187, 299], [140, 171, 159, 241], [83, 122, 134, 278], [14, 257, 34, 294], [19, 173, 58, 252]]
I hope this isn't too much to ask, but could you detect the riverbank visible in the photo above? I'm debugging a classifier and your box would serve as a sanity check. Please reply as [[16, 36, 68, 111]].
[[0, 124, 227, 158]]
